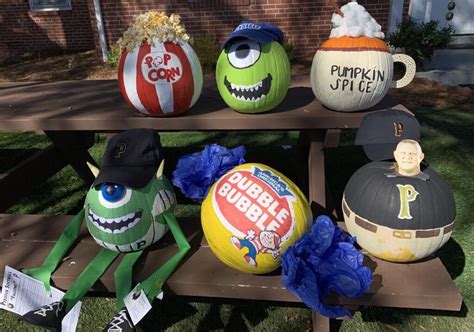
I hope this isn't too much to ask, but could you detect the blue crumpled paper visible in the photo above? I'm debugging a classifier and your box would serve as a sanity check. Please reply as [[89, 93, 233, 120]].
[[172, 144, 246, 202], [281, 215, 373, 318]]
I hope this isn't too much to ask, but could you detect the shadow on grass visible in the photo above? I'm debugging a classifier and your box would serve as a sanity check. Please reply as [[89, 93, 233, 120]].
[[359, 300, 469, 325], [437, 238, 466, 280]]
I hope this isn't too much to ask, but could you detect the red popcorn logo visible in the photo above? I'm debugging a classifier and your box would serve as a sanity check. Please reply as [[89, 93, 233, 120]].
[[142, 52, 183, 85]]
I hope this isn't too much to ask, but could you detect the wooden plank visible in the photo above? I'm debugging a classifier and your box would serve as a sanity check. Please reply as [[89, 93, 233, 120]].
[[0, 215, 463, 310], [0, 81, 402, 131], [0, 146, 68, 211]]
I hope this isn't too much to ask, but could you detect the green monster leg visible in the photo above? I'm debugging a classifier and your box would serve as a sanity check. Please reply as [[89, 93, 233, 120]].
[[114, 250, 144, 309], [62, 248, 120, 311], [139, 211, 191, 301]]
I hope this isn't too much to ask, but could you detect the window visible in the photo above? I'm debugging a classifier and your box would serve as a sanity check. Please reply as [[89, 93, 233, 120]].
[[29, 0, 72, 11]]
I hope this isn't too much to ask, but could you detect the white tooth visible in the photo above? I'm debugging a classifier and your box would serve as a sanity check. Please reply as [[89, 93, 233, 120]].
[[120, 226, 128, 233], [250, 87, 254, 92], [251, 97, 255, 102], [232, 93, 237, 98], [105, 227, 112, 233], [98, 217, 105, 224], [113, 228, 121, 234], [231, 83, 235, 89]]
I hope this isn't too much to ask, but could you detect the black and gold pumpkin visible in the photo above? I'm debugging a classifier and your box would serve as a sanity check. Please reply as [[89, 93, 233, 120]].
[[342, 162, 456, 262]]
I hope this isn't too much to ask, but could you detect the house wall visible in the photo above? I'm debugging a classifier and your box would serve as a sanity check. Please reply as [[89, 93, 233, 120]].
[[95, 0, 394, 59], [0, 0, 95, 60], [0, 0, 411, 62]]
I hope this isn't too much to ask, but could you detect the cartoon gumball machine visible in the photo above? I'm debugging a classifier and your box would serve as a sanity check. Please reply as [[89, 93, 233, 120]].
[[216, 21, 291, 113], [201, 163, 313, 273], [311, 1, 416, 112]]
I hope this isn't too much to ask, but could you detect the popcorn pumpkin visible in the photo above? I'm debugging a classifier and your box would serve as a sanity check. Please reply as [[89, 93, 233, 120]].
[[20, 129, 190, 332], [216, 21, 291, 114]]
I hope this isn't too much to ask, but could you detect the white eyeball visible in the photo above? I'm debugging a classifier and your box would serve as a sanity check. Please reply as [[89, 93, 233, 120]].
[[98, 185, 132, 209], [227, 40, 261, 69]]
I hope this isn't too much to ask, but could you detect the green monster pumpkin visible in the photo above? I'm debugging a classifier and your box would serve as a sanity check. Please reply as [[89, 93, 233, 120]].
[[20, 130, 190, 332], [85, 169, 175, 252], [216, 22, 290, 113]]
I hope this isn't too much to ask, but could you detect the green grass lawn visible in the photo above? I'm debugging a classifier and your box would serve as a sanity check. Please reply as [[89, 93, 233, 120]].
[[0, 107, 472, 331]]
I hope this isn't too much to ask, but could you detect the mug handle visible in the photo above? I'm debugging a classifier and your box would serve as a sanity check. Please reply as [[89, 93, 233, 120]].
[[391, 54, 416, 89]]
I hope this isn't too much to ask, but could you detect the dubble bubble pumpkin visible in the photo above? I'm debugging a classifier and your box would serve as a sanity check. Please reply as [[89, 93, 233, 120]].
[[201, 163, 312, 274]]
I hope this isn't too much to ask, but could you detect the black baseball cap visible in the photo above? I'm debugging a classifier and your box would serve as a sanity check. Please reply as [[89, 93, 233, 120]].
[[93, 129, 163, 189], [355, 109, 421, 161]]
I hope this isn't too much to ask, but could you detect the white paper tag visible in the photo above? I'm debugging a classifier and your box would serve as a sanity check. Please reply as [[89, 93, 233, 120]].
[[0, 266, 81, 332], [124, 286, 152, 326]]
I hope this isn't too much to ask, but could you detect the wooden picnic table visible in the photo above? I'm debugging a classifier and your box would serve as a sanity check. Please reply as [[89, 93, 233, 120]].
[[0, 79, 462, 330]]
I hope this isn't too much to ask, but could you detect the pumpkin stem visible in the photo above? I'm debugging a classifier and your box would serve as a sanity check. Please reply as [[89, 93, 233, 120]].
[[330, 0, 344, 17]]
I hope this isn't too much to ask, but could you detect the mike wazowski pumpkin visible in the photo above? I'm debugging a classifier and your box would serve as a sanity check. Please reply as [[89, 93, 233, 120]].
[[342, 140, 456, 262], [216, 21, 290, 114], [20, 129, 190, 332], [201, 163, 313, 274], [85, 165, 176, 252]]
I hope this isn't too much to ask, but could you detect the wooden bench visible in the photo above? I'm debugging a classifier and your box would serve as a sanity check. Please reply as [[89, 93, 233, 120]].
[[0, 79, 463, 330]]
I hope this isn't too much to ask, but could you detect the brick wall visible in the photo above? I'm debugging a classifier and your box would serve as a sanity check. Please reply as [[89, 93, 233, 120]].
[[0, 0, 410, 62], [96, 0, 394, 60], [0, 0, 95, 60]]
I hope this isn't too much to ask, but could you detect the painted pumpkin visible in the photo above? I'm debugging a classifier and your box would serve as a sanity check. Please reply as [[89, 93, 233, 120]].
[[342, 161, 456, 262], [119, 41, 203, 117], [310, 37, 416, 112], [216, 40, 290, 113], [85, 168, 176, 252], [201, 163, 312, 274]]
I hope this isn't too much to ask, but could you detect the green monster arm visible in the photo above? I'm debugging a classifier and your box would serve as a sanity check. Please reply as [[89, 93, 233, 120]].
[[23, 209, 85, 293], [139, 211, 191, 301]]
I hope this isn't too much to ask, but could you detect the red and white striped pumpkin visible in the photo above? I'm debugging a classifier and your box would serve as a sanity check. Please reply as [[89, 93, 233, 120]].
[[119, 41, 203, 117]]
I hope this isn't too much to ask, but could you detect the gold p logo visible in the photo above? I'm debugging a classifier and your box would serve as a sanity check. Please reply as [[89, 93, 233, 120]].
[[394, 122, 404, 137], [114, 143, 127, 158], [397, 184, 419, 219]]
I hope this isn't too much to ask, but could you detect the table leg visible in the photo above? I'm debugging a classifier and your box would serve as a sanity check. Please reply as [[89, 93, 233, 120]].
[[312, 311, 330, 332], [0, 146, 69, 211], [308, 130, 327, 216], [44, 131, 97, 185]]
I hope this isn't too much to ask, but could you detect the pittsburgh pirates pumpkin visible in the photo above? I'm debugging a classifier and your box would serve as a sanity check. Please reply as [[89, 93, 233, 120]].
[[342, 140, 456, 262]]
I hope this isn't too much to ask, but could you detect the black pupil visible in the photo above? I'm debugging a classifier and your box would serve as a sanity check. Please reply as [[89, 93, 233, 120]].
[[235, 44, 250, 59], [106, 185, 116, 195]]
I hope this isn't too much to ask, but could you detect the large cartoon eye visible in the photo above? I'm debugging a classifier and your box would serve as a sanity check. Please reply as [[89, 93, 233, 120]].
[[227, 40, 261, 69], [98, 183, 132, 208]]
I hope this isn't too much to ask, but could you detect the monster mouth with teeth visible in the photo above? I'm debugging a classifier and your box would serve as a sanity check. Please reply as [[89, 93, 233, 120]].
[[88, 207, 143, 234], [224, 74, 272, 102]]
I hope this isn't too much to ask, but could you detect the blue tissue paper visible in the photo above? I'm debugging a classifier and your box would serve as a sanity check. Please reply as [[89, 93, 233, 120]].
[[281, 215, 373, 318], [172, 144, 246, 202]]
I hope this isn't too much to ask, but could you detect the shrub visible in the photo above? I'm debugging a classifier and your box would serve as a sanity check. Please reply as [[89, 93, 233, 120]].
[[387, 18, 455, 69], [192, 35, 220, 71], [283, 42, 296, 64], [106, 42, 121, 68]]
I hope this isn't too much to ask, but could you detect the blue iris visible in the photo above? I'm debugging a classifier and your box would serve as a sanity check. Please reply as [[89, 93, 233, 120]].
[[101, 183, 125, 202]]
